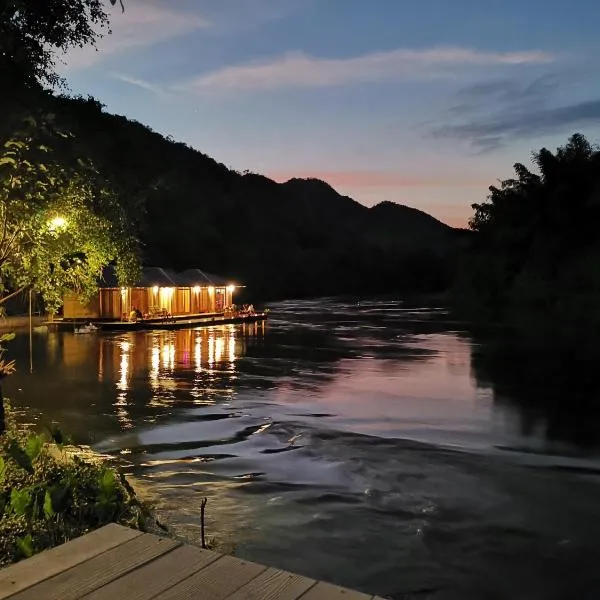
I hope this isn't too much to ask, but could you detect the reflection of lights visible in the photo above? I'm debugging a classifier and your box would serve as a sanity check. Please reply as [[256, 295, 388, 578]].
[[114, 393, 133, 430], [115, 339, 132, 429], [195, 338, 202, 372], [215, 337, 224, 364], [161, 343, 175, 370], [149, 345, 160, 389], [151, 345, 160, 371], [229, 331, 236, 365], [117, 340, 130, 391], [208, 332, 215, 367]]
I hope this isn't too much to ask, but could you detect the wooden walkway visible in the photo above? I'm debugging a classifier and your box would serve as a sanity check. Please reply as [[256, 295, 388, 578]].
[[0, 524, 384, 600]]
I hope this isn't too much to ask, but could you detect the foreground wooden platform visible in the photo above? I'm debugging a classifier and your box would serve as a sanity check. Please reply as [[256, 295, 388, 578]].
[[0, 524, 384, 600]]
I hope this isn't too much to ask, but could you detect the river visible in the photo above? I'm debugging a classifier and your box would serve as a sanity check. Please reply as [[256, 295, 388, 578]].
[[5, 298, 600, 599]]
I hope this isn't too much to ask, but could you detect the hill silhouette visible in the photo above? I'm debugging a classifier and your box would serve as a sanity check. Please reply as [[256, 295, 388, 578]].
[[20, 93, 464, 300]]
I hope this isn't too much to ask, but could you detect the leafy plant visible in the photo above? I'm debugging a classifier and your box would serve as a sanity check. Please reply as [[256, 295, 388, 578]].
[[0, 121, 141, 314], [0, 408, 152, 566]]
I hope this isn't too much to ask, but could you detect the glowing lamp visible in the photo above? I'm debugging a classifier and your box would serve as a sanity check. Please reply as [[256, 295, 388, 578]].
[[48, 216, 67, 231], [227, 285, 235, 293], [152, 285, 159, 294], [193, 286, 201, 293], [208, 286, 215, 293]]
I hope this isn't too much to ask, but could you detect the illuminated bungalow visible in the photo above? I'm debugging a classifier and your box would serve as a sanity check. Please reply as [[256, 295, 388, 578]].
[[62, 266, 239, 320]]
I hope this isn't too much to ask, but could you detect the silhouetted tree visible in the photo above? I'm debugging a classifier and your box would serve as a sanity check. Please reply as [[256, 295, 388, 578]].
[[459, 133, 600, 318], [0, 0, 120, 88]]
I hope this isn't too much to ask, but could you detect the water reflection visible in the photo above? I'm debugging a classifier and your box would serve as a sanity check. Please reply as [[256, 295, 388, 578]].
[[95, 326, 260, 429], [5, 301, 600, 599], [467, 324, 600, 455]]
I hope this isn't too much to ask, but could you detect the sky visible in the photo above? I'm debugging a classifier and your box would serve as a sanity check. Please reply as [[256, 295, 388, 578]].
[[59, 0, 600, 227]]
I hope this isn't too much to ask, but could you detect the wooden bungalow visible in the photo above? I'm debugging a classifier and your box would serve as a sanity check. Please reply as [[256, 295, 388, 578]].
[[63, 266, 239, 321]]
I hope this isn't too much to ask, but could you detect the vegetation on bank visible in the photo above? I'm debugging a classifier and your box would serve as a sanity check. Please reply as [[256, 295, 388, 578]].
[[455, 133, 600, 325], [0, 403, 150, 567]]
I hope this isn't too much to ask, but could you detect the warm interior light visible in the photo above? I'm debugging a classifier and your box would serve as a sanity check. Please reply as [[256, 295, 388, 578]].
[[193, 286, 201, 293], [48, 216, 67, 231], [227, 285, 235, 293], [152, 285, 159, 294], [208, 286, 215, 293], [120, 287, 127, 295]]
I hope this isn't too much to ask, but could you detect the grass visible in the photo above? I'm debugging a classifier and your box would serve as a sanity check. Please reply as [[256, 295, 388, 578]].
[[0, 404, 153, 567]]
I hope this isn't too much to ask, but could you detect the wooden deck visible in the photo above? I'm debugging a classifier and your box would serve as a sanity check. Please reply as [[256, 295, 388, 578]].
[[0, 524, 384, 600]]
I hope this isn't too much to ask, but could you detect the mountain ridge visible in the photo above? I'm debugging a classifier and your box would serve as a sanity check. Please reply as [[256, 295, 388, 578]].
[[11, 91, 464, 299]]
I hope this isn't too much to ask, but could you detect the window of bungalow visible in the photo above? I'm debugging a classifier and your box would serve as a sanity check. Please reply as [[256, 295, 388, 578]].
[[215, 288, 225, 312]]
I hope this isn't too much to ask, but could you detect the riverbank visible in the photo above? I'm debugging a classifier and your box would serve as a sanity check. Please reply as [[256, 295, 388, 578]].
[[0, 316, 45, 332], [0, 404, 153, 566]]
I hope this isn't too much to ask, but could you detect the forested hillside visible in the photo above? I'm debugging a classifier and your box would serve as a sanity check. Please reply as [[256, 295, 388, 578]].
[[12, 92, 462, 300]]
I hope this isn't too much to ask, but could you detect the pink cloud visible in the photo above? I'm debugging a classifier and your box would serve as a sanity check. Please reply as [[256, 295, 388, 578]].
[[181, 46, 555, 93]]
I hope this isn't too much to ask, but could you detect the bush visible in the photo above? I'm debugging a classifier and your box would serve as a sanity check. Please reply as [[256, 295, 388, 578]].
[[0, 406, 150, 566]]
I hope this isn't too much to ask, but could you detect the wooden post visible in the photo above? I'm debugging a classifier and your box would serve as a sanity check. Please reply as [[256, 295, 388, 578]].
[[200, 497, 207, 549]]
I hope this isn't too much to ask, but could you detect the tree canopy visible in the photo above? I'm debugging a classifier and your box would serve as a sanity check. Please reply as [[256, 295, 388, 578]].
[[0, 118, 140, 313], [458, 133, 600, 317], [1, 0, 122, 88]]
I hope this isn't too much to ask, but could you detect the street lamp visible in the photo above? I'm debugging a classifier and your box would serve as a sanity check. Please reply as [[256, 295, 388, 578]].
[[48, 216, 67, 232]]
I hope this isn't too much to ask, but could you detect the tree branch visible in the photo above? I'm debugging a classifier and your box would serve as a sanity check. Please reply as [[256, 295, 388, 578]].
[[0, 284, 30, 305], [0, 226, 24, 264], [0, 198, 10, 253]]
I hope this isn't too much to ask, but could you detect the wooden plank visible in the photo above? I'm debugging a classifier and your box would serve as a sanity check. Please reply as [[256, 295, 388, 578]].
[[0, 524, 141, 600], [12, 532, 179, 600], [80, 544, 222, 600], [297, 581, 373, 600], [153, 554, 268, 600], [224, 567, 317, 600]]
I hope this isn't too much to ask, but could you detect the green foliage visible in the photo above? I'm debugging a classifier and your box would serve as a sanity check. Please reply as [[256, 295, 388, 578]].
[[0, 118, 141, 312], [458, 133, 600, 322], [0, 413, 150, 567]]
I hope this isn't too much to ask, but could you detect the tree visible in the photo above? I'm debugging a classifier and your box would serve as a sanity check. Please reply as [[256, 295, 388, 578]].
[[461, 133, 600, 314], [1, 0, 123, 88], [0, 118, 140, 314]]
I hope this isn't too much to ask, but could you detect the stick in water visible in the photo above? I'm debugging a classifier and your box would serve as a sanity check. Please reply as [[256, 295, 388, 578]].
[[200, 497, 208, 548]]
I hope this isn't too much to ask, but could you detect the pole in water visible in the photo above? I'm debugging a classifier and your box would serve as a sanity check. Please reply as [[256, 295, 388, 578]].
[[200, 497, 207, 548], [28, 288, 33, 373]]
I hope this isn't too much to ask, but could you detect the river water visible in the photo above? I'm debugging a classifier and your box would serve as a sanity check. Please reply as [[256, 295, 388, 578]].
[[5, 298, 600, 599]]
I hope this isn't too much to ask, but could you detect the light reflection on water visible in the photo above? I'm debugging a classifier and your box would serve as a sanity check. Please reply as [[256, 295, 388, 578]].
[[6, 302, 600, 599]]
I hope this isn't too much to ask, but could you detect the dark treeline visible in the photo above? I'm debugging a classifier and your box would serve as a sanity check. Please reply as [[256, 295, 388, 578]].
[[455, 133, 600, 324]]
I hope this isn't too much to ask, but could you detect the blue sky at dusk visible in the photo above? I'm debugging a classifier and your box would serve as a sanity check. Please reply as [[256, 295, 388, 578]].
[[60, 0, 600, 226]]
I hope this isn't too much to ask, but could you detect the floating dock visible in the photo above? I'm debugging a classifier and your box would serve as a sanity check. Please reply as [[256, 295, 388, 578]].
[[45, 312, 268, 333], [0, 523, 382, 599]]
